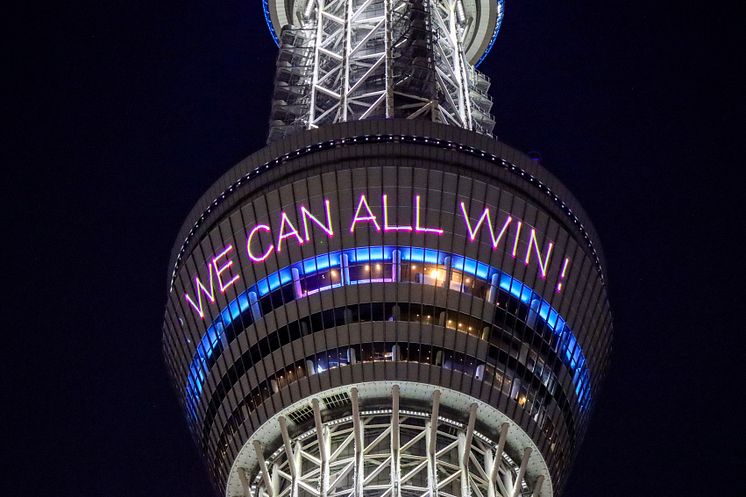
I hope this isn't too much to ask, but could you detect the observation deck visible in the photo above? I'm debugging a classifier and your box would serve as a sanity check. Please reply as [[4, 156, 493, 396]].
[[162, 120, 613, 497], [161, 3, 615, 497]]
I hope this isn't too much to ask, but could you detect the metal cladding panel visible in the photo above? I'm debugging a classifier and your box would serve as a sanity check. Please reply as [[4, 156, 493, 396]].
[[162, 121, 612, 495]]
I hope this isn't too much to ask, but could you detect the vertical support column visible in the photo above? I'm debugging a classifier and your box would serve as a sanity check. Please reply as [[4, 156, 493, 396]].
[[484, 449, 496, 497], [292, 267, 303, 298], [448, 0, 464, 124], [526, 299, 540, 329], [485, 423, 508, 497], [303, 0, 316, 19], [391, 385, 401, 497], [391, 304, 401, 321], [313, 398, 330, 497], [279, 415, 301, 497], [238, 467, 250, 497], [443, 256, 452, 288], [459, 403, 477, 497], [351, 387, 364, 497], [486, 273, 499, 304], [462, 403, 477, 462], [271, 462, 281, 497], [341, 253, 351, 285], [510, 447, 532, 497], [426, 390, 441, 497], [249, 291, 262, 321], [342, 0, 352, 121], [253, 440, 275, 497], [293, 440, 303, 497], [383, 0, 394, 116], [475, 364, 485, 380], [531, 475, 544, 497], [344, 307, 354, 324], [392, 249, 402, 282], [218, 322, 230, 348], [425, 0, 438, 123], [392, 343, 401, 361], [308, 0, 324, 128], [279, 416, 297, 478], [458, 431, 470, 497], [444, 0, 471, 129]]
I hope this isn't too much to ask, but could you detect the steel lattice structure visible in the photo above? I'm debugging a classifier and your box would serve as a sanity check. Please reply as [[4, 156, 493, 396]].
[[246, 387, 538, 497], [268, 0, 495, 142]]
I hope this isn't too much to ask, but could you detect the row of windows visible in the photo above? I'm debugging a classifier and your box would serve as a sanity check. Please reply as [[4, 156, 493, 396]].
[[166, 244, 596, 489], [209, 341, 560, 484], [196, 301, 577, 452], [183, 247, 591, 423], [201, 298, 566, 395]]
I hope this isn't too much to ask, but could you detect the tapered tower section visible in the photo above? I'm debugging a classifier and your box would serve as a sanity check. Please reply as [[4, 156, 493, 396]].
[[162, 4, 613, 497], [266, 0, 503, 141]]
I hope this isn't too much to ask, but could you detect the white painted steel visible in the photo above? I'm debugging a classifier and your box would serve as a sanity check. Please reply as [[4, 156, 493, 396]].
[[265, 0, 499, 66], [225, 382, 552, 497], [268, 0, 495, 141]]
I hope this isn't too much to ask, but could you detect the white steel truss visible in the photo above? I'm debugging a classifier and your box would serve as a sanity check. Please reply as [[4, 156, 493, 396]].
[[306, 0, 393, 128], [430, 0, 472, 129], [247, 389, 538, 497], [267, 0, 495, 141]]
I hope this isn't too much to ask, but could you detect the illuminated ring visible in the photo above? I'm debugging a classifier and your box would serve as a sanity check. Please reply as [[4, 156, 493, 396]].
[[183, 245, 592, 423]]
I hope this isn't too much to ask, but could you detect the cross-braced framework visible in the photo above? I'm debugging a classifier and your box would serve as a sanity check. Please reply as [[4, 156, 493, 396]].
[[246, 388, 540, 497], [430, 0, 472, 129], [267, 0, 495, 142]]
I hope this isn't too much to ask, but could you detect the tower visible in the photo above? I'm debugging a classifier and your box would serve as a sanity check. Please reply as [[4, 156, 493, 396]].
[[162, 2, 613, 497]]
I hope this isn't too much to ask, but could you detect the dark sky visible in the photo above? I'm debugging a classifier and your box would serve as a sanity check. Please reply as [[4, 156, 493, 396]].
[[8, 1, 740, 496]]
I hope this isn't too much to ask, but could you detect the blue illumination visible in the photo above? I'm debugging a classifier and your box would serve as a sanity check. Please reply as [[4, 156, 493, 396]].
[[184, 244, 592, 417], [401, 246, 443, 265], [262, 0, 279, 46], [350, 245, 393, 263], [450, 256, 491, 280], [302, 253, 339, 274], [498, 273, 532, 304], [475, 0, 506, 67]]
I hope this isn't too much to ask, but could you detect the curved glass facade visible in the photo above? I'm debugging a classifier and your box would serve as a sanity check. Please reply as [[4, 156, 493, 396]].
[[185, 245, 591, 417], [162, 120, 613, 496]]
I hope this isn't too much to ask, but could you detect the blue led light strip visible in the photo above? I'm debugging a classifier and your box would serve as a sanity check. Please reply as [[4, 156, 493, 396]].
[[184, 245, 591, 419], [262, 0, 279, 45], [476, 0, 505, 67]]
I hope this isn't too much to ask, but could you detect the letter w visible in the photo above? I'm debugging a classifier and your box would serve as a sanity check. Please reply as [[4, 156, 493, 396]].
[[184, 265, 216, 319], [460, 202, 512, 249]]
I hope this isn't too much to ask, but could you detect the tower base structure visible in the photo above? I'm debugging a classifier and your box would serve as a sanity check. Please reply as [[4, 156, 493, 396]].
[[162, 121, 613, 497], [229, 382, 551, 497]]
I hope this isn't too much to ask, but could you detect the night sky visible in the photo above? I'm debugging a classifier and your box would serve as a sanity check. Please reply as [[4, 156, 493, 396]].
[[8, 1, 739, 496]]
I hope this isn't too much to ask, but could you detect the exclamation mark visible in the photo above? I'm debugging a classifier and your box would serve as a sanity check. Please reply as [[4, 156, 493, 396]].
[[556, 257, 570, 292]]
